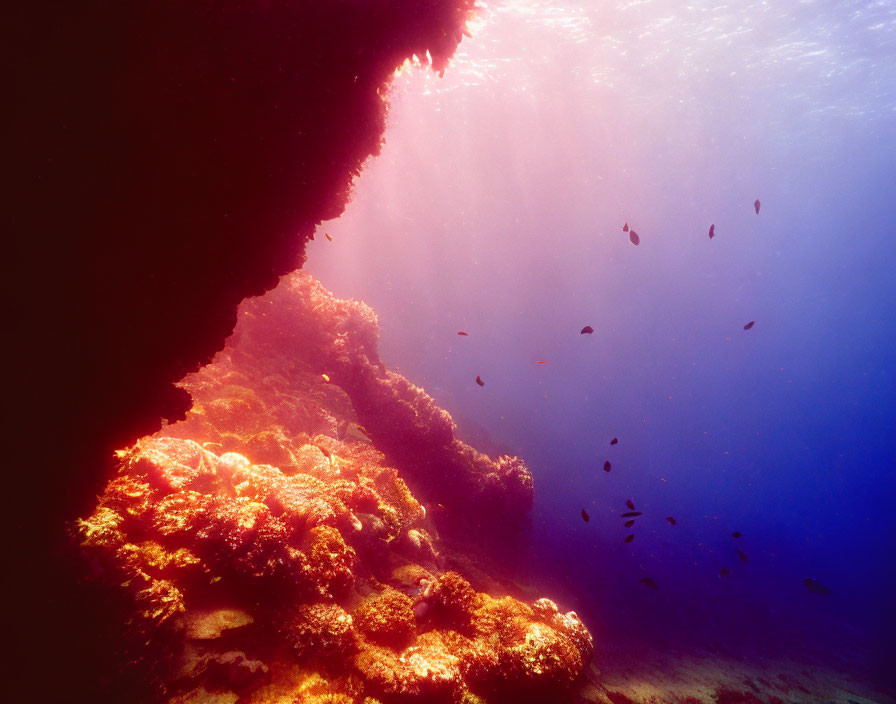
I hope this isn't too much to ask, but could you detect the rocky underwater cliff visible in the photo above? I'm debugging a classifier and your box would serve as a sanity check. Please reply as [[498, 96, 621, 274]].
[[75, 272, 593, 704]]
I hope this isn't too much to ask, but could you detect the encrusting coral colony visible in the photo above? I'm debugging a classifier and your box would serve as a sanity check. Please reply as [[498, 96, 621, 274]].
[[76, 272, 592, 704]]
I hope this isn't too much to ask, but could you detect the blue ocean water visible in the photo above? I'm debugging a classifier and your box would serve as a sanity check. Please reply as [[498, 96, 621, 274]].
[[308, 0, 896, 684]]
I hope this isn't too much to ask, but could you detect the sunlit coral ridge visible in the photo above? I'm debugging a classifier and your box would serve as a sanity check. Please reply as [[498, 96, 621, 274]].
[[76, 272, 588, 702]]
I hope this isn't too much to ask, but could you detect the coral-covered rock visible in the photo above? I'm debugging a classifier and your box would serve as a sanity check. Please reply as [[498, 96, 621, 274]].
[[132, 437, 220, 494], [532, 598, 594, 665], [355, 588, 417, 649], [465, 595, 593, 698], [354, 631, 463, 702], [230, 273, 535, 521], [280, 603, 356, 661], [74, 272, 592, 703], [303, 525, 357, 599], [493, 620, 584, 692], [427, 572, 479, 630]]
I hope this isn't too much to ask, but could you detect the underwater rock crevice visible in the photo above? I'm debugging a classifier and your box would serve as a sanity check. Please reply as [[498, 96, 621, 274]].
[[9, 2, 478, 700]]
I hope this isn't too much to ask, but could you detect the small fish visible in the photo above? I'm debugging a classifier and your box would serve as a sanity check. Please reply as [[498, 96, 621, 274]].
[[621, 511, 642, 518], [665, 516, 677, 525], [475, 375, 484, 387], [626, 499, 635, 510], [754, 199, 761, 214], [720, 567, 731, 577], [309, 232, 315, 240], [604, 460, 612, 472], [640, 577, 659, 590], [624, 534, 634, 543], [325, 232, 333, 241], [737, 549, 749, 563], [610, 437, 618, 445], [624, 520, 635, 528], [457, 331, 469, 336], [623, 222, 629, 232], [581, 325, 594, 335], [536, 360, 548, 364], [743, 321, 755, 330], [803, 578, 831, 595], [630, 230, 640, 246], [709, 224, 715, 239], [581, 508, 590, 522], [732, 531, 743, 538], [321, 373, 330, 383]]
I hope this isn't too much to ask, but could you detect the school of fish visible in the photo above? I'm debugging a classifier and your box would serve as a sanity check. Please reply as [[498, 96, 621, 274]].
[[404, 198, 825, 595]]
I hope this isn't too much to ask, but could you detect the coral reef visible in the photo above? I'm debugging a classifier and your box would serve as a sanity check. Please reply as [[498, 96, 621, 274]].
[[11, 2, 479, 697], [75, 273, 591, 703], [354, 588, 417, 649], [222, 272, 536, 522]]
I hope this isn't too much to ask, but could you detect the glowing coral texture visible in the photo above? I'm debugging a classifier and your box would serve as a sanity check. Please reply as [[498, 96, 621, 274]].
[[76, 272, 589, 702]]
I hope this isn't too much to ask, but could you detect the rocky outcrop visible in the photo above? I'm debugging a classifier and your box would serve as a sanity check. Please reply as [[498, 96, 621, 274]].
[[75, 273, 590, 703], [216, 272, 536, 521], [11, 3, 483, 699]]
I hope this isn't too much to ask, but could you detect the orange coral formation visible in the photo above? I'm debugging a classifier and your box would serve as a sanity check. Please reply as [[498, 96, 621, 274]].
[[354, 588, 417, 649], [280, 602, 356, 660], [75, 272, 591, 702], [427, 571, 479, 630]]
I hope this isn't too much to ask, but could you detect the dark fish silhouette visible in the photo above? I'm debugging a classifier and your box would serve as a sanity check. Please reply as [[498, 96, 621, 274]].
[[475, 375, 484, 387], [581, 325, 594, 335], [623, 222, 629, 232], [581, 508, 590, 523], [610, 437, 618, 445], [457, 331, 469, 336], [803, 578, 831, 595], [732, 531, 743, 538], [640, 577, 659, 590], [624, 520, 635, 528], [737, 549, 749, 563], [744, 321, 755, 330], [325, 232, 333, 241], [626, 499, 635, 510], [624, 534, 635, 543], [720, 567, 731, 577], [709, 224, 715, 239], [621, 511, 642, 518], [630, 230, 640, 246], [604, 461, 612, 472], [754, 199, 761, 214], [665, 516, 677, 525]]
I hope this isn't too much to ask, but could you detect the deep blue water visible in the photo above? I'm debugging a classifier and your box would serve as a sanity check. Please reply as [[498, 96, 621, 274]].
[[308, 0, 896, 684]]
